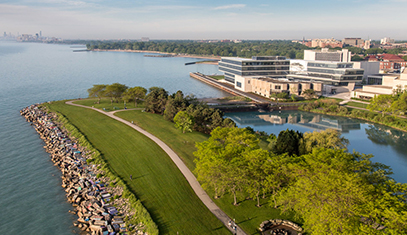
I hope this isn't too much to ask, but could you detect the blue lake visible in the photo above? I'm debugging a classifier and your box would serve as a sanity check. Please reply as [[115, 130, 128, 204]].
[[0, 41, 405, 234]]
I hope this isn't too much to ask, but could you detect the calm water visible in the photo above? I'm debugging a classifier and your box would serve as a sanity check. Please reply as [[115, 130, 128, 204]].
[[0, 41, 227, 234], [0, 42, 406, 234], [225, 111, 407, 183]]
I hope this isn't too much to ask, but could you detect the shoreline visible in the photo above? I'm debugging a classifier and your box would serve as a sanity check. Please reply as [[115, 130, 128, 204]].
[[92, 49, 220, 63], [20, 104, 153, 235]]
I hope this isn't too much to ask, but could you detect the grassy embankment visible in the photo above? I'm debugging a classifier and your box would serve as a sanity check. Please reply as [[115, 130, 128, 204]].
[[114, 110, 299, 234], [46, 100, 228, 235], [344, 101, 368, 109], [73, 98, 300, 234]]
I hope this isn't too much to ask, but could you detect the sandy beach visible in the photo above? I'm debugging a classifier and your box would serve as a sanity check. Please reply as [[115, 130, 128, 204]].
[[93, 49, 220, 64]]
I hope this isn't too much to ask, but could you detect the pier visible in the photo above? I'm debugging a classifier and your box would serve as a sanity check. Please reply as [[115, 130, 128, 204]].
[[190, 72, 302, 112]]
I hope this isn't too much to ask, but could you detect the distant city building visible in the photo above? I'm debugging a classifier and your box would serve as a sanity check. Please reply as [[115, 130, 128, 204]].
[[381, 37, 395, 45], [342, 38, 365, 48], [304, 48, 351, 62], [141, 37, 150, 42], [310, 38, 343, 48], [218, 56, 290, 83]]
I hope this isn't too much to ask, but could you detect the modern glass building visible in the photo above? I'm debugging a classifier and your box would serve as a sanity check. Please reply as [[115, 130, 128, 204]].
[[287, 61, 364, 85], [218, 56, 290, 83]]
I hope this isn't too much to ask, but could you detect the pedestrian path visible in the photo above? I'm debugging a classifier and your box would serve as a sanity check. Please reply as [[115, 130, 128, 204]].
[[66, 101, 248, 235]]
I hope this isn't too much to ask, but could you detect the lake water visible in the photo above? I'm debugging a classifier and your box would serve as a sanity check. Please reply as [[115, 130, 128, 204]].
[[0, 41, 406, 234], [0, 41, 227, 234]]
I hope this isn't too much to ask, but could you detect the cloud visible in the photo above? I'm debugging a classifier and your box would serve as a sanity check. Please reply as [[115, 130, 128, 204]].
[[214, 4, 245, 10]]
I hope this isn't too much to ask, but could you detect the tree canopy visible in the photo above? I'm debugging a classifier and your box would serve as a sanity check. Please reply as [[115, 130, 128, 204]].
[[123, 86, 147, 107], [87, 84, 107, 104], [173, 111, 194, 133]]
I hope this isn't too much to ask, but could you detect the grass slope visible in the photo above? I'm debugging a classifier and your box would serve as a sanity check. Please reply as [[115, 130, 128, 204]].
[[46, 101, 228, 235], [345, 101, 368, 109], [115, 110, 301, 235], [74, 98, 145, 112]]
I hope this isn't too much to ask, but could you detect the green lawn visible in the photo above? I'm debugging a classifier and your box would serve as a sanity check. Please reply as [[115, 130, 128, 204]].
[[74, 98, 145, 112], [45, 101, 228, 235], [345, 101, 368, 109], [209, 75, 225, 80], [115, 110, 301, 235]]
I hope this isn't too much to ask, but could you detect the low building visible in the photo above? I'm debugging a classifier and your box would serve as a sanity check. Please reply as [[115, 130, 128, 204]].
[[233, 75, 323, 98], [351, 69, 407, 99], [218, 56, 290, 84]]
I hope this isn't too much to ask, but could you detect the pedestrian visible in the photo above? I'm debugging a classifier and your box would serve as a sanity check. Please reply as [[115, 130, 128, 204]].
[[130, 174, 132, 180], [228, 220, 232, 227]]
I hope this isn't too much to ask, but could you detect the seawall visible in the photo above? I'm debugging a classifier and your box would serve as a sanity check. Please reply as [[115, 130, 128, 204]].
[[20, 105, 147, 235]]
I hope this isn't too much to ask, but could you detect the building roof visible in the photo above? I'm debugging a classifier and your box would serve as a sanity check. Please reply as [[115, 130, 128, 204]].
[[365, 54, 404, 62], [381, 54, 404, 62]]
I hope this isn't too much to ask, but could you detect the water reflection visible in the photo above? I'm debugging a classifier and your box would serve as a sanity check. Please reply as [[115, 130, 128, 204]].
[[225, 110, 407, 183], [227, 111, 361, 133], [365, 125, 407, 155]]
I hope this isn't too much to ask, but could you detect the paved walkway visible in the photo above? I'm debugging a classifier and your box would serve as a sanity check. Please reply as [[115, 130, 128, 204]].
[[66, 101, 248, 235]]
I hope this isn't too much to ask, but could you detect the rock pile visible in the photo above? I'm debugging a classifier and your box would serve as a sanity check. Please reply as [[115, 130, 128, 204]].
[[21, 104, 147, 235]]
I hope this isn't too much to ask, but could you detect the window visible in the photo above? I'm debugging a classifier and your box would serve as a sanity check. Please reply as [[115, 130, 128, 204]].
[[275, 85, 281, 89], [236, 82, 242, 88], [248, 80, 250, 84]]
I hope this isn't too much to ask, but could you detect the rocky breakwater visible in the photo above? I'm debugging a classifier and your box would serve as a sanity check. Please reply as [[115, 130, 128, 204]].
[[21, 104, 147, 235]]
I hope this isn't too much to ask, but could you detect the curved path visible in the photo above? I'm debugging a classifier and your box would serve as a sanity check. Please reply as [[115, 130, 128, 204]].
[[66, 101, 248, 235]]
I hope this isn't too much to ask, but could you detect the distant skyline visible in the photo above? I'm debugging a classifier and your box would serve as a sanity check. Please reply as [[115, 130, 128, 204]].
[[1, 0, 407, 40]]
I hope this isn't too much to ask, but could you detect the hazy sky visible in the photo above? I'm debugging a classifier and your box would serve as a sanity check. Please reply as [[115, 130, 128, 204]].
[[1, 0, 407, 40]]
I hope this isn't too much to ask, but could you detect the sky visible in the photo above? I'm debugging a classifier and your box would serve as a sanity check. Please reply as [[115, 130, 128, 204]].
[[1, 0, 407, 40]]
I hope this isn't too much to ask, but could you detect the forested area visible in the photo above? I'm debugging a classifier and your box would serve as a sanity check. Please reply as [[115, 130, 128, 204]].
[[86, 40, 309, 58], [194, 127, 407, 234]]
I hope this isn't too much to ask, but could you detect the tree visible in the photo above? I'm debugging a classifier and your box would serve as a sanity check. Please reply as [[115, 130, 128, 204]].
[[367, 94, 395, 117], [366, 48, 384, 55], [144, 87, 168, 114], [194, 127, 259, 204], [351, 55, 364, 61], [275, 149, 375, 234], [123, 86, 147, 107], [173, 111, 194, 133], [242, 149, 271, 207], [104, 83, 128, 103], [87, 84, 107, 104], [273, 129, 303, 156], [302, 89, 316, 99], [301, 128, 349, 154], [391, 91, 407, 115]]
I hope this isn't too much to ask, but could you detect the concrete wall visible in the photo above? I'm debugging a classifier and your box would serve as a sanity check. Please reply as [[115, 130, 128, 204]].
[[353, 61, 380, 80], [234, 75, 252, 92]]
